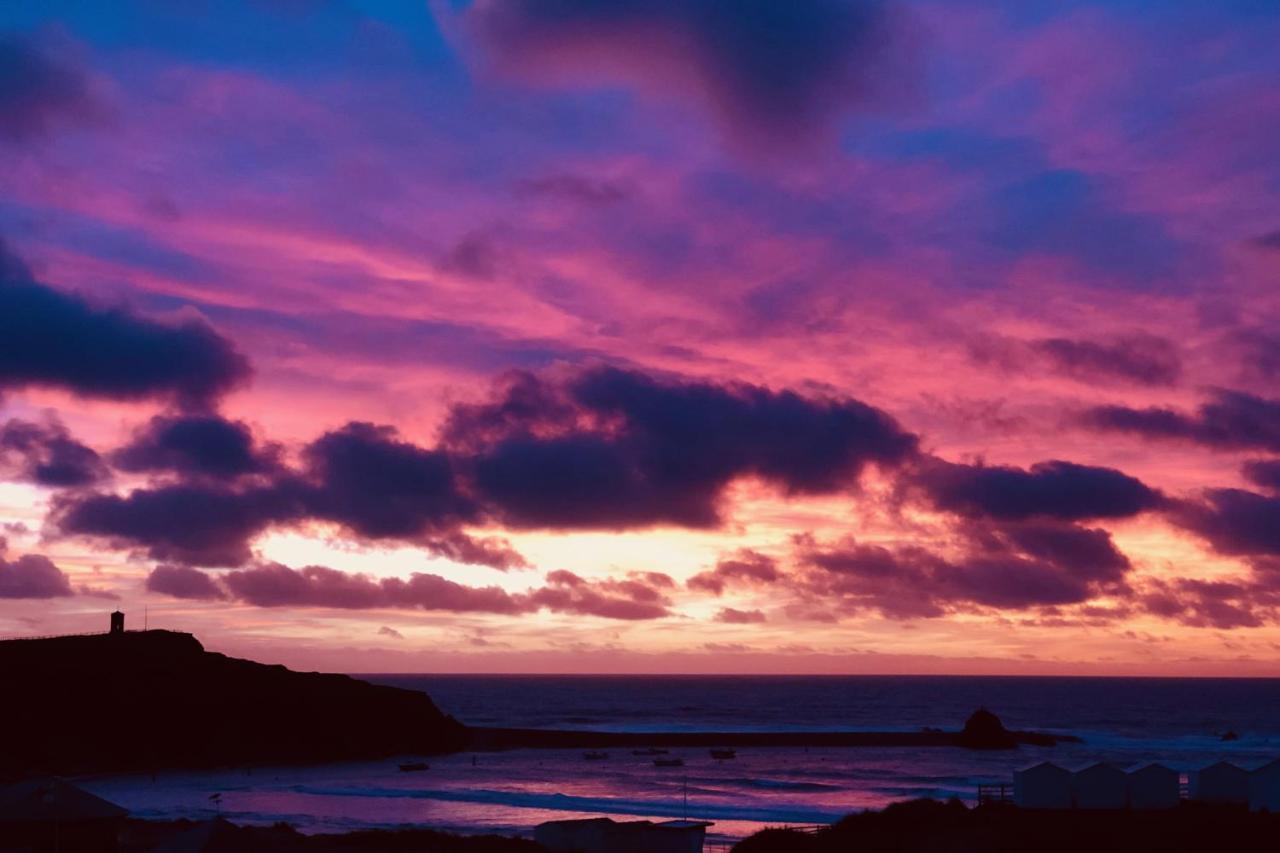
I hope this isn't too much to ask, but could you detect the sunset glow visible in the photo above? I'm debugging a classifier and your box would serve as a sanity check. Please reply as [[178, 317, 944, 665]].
[[3, 0, 1280, 675]]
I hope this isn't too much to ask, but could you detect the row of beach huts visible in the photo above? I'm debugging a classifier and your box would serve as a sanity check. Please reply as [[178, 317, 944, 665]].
[[1013, 759, 1280, 811]]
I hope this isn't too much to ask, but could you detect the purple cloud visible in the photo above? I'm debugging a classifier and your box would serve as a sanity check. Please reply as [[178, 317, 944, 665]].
[[57, 419, 510, 568], [715, 607, 766, 624], [972, 334, 1182, 387], [688, 549, 779, 594], [1252, 231, 1280, 251], [299, 422, 477, 539], [516, 173, 629, 205], [152, 562, 673, 620], [145, 564, 227, 600], [464, 0, 912, 150], [1227, 329, 1280, 382], [54, 482, 302, 567], [0, 242, 250, 408], [530, 569, 673, 620], [0, 550, 74, 599], [224, 563, 407, 609], [911, 458, 1162, 522], [1140, 577, 1275, 630], [1082, 390, 1280, 452], [1172, 489, 1280, 559], [1243, 459, 1280, 495], [1, 417, 107, 487], [54, 361, 1177, 594], [0, 32, 102, 144], [795, 519, 1133, 618], [455, 366, 918, 529], [419, 531, 530, 572], [113, 414, 280, 481]]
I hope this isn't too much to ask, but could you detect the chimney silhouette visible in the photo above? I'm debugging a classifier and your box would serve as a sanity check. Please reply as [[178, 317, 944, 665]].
[[110, 610, 124, 634]]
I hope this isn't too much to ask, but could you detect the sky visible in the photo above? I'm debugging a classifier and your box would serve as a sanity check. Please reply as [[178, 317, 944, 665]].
[[1, 0, 1279, 675]]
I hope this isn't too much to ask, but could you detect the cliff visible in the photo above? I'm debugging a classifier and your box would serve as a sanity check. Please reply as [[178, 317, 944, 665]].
[[0, 631, 468, 775]]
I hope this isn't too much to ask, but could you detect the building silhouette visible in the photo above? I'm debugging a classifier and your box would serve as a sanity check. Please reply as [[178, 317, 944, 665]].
[[1072, 763, 1128, 809], [1015, 761, 1191, 810], [1127, 763, 1180, 810], [1189, 761, 1250, 805], [1249, 758, 1280, 812], [1014, 762, 1073, 809]]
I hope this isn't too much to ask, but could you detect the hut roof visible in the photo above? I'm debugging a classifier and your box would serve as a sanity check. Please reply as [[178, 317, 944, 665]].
[[0, 777, 128, 823], [1130, 763, 1178, 775], [1017, 761, 1070, 776], [1075, 762, 1126, 776], [1199, 760, 1247, 775]]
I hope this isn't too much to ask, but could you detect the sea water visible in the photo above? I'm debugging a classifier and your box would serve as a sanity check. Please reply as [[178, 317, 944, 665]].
[[78, 675, 1280, 843]]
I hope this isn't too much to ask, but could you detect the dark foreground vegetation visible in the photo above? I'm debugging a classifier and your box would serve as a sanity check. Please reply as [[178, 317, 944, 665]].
[[121, 819, 548, 853], [0, 631, 468, 775], [732, 798, 1280, 853]]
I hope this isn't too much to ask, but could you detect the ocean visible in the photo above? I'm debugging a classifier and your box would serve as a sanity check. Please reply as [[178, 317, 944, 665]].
[[78, 675, 1280, 843]]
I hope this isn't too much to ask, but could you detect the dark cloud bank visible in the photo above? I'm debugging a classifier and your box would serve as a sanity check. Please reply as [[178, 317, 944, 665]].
[[0, 242, 250, 408], [28, 354, 1280, 628], [56, 366, 920, 572], [50, 362, 1255, 625], [2, 240, 1270, 628], [123, 376, 1198, 625], [449, 367, 918, 529]]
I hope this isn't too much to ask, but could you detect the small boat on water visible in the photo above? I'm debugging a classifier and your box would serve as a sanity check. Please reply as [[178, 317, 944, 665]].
[[654, 757, 685, 767], [398, 762, 429, 772], [710, 748, 737, 760], [631, 748, 669, 756], [583, 751, 609, 760]]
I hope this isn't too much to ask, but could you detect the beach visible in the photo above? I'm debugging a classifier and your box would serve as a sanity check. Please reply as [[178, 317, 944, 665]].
[[75, 674, 1280, 845]]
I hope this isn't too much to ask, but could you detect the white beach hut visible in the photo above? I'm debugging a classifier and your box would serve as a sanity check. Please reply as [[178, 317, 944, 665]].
[[1127, 763, 1180, 810], [1189, 761, 1249, 804], [1014, 762, 1072, 809], [1248, 758, 1280, 812], [1072, 763, 1128, 810]]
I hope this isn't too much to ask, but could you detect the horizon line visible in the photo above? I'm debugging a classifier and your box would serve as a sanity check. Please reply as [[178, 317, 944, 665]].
[[351, 671, 1280, 680]]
